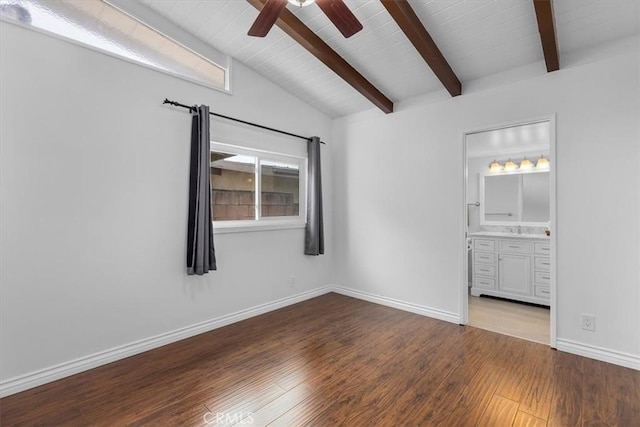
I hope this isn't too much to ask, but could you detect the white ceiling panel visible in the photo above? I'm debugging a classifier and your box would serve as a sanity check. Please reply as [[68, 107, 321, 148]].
[[554, 0, 639, 53], [138, 0, 639, 118], [411, 1, 542, 82]]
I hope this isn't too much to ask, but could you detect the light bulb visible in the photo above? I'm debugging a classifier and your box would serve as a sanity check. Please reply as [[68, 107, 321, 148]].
[[536, 155, 550, 169], [519, 157, 534, 170], [489, 160, 503, 173], [504, 159, 518, 171]]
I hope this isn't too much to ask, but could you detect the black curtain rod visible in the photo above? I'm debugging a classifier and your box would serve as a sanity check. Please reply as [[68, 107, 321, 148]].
[[163, 98, 325, 144]]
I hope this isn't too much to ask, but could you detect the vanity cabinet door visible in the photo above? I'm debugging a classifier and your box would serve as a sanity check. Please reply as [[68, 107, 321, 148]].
[[498, 254, 530, 296]]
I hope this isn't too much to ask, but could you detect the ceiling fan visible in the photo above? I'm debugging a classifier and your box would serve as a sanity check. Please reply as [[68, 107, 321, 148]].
[[248, 0, 363, 38]]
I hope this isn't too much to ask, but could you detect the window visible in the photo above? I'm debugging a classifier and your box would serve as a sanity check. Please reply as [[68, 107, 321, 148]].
[[0, 0, 229, 91], [210, 142, 306, 231]]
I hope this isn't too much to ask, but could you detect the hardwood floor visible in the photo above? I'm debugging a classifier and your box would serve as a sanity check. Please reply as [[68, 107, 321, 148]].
[[1, 293, 638, 426], [468, 294, 550, 344]]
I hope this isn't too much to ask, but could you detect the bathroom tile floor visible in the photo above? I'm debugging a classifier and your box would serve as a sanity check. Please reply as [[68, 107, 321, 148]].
[[468, 294, 550, 344]]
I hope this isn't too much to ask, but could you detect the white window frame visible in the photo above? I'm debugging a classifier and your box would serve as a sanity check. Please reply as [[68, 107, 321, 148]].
[[0, 0, 232, 94], [210, 142, 307, 234], [107, 0, 231, 93]]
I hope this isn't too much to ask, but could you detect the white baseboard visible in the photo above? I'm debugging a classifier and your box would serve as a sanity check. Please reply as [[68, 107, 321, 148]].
[[5, 285, 637, 398], [330, 285, 460, 324], [0, 285, 460, 398], [335, 287, 640, 371], [0, 287, 332, 398], [556, 338, 640, 371]]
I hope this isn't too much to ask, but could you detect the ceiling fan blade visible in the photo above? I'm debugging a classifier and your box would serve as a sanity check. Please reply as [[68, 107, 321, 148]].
[[248, 0, 288, 37], [316, 0, 363, 38]]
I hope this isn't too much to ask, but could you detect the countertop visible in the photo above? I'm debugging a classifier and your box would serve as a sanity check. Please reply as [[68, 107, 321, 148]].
[[470, 231, 549, 240]]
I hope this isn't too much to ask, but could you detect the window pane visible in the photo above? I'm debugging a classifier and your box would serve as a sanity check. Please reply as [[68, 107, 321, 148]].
[[0, 0, 227, 90], [261, 161, 300, 218], [210, 152, 256, 221]]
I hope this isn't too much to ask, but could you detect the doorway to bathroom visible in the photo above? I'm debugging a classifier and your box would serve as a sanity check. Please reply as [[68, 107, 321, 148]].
[[461, 117, 556, 346]]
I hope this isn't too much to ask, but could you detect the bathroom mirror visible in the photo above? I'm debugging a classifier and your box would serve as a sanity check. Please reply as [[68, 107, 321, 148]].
[[480, 170, 550, 226]]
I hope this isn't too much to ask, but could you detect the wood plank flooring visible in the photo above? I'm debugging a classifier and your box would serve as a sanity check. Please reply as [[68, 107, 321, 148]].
[[1, 293, 638, 426], [468, 294, 550, 344]]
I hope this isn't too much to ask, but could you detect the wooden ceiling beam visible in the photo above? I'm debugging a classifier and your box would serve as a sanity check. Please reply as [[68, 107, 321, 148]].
[[381, 0, 461, 97], [247, 0, 394, 114], [533, 0, 560, 72]]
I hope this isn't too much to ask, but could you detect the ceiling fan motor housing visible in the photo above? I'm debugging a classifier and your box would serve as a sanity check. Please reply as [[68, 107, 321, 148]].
[[288, 0, 315, 7]]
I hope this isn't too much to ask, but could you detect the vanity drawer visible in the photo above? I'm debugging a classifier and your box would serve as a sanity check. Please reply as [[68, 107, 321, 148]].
[[474, 264, 496, 277], [534, 285, 551, 299], [474, 276, 495, 290], [534, 242, 551, 255], [474, 239, 495, 251], [535, 271, 551, 285], [498, 240, 533, 254], [534, 256, 551, 271], [474, 252, 496, 265]]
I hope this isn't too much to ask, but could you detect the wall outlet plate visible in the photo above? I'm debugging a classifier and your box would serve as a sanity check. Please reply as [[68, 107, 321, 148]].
[[581, 314, 596, 331]]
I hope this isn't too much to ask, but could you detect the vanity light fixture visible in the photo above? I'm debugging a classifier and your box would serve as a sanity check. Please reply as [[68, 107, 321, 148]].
[[489, 160, 503, 173], [489, 155, 549, 173], [536, 155, 550, 169], [519, 157, 534, 170], [503, 159, 518, 171]]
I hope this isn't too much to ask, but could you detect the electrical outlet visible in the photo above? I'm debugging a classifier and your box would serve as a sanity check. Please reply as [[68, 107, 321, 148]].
[[581, 314, 596, 331]]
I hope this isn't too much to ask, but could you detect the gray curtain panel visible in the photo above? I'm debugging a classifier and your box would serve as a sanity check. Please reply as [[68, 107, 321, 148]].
[[305, 136, 324, 255], [187, 105, 217, 275]]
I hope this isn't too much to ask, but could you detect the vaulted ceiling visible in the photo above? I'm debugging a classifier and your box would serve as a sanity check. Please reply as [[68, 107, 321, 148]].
[[139, 0, 639, 118]]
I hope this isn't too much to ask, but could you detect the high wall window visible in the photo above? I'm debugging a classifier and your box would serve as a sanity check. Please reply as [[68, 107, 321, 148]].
[[0, 0, 229, 91], [210, 142, 306, 230]]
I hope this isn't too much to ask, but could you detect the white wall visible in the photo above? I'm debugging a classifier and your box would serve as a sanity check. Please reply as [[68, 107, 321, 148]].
[[332, 37, 640, 361], [0, 21, 334, 385], [1, 17, 638, 394]]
